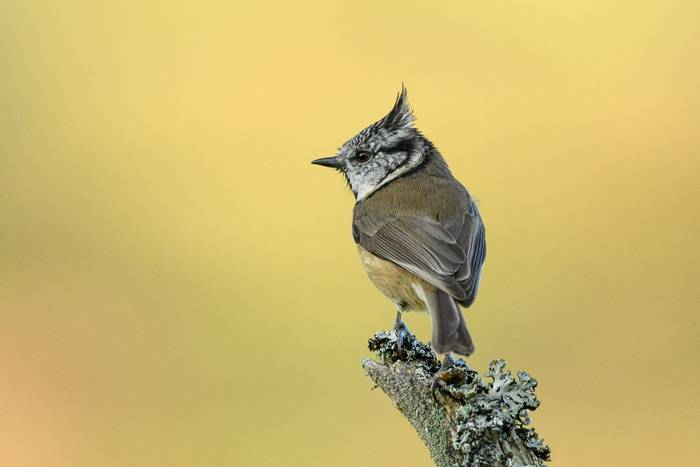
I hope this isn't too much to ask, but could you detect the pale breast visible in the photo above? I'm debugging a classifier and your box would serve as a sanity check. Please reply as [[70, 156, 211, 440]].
[[357, 245, 435, 311]]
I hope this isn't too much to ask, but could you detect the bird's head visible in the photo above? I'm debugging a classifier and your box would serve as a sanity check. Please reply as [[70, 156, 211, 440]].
[[312, 87, 432, 201]]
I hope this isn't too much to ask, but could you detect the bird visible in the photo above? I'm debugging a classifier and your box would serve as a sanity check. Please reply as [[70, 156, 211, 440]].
[[311, 87, 486, 356]]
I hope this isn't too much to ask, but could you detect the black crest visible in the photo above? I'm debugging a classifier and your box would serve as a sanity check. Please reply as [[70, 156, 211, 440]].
[[377, 85, 414, 131]]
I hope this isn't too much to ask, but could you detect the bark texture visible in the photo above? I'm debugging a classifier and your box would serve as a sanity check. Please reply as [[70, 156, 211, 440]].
[[363, 330, 550, 467]]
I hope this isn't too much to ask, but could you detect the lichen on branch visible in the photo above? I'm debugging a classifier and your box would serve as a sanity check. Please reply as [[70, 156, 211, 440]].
[[364, 329, 550, 467]]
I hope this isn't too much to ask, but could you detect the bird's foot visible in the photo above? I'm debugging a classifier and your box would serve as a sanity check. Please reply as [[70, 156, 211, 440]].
[[431, 352, 457, 402], [431, 352, 478, 403], [393, 313, 410, 358]]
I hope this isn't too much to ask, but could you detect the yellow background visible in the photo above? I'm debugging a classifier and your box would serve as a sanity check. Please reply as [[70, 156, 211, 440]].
[[2, 1, 699, 466]]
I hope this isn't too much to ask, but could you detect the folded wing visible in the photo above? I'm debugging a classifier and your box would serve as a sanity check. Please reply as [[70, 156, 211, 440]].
[[353, 201, 486, 306]]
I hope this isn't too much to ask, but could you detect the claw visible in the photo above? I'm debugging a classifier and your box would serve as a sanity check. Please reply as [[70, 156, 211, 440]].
[[442, 352, 456, 368], [394, 319, 409, 357], [432, 352, 457, 403], [393, 309, 409, 357]]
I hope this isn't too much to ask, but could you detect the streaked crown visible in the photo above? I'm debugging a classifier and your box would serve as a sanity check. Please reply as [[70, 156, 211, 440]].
[[313, 87, 437, 201]]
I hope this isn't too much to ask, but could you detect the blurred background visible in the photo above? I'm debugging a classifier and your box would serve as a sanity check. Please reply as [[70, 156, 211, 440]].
[[2, 1, 699, 466]]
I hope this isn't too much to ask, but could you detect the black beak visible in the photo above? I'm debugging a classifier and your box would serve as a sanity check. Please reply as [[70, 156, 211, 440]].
[[311, 156, 342, 169]]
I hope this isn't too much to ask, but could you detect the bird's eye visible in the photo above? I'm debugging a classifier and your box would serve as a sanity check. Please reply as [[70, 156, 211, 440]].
[[355, 150, 373, 164]]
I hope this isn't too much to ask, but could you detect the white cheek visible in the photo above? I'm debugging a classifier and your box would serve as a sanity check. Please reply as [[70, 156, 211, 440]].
[[356, 184, 376, 200], [353, 175, 379, 200], [350, 166, 382, 201]]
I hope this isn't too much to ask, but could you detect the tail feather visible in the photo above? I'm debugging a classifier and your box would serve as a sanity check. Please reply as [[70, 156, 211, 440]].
[[424, 288, 474, 356]]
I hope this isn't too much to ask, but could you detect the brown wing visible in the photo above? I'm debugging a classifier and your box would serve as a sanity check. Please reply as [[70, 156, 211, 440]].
[[353, 200, 486, 306]]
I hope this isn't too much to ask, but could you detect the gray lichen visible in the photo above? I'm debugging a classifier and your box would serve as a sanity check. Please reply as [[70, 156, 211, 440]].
[[446, 359, 550, 466], [368, 329, 440, 372], [365, 329, 550, 467]]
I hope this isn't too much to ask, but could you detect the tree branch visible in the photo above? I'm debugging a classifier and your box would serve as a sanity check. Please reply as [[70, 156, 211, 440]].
[[363, 329, 551, 467]]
